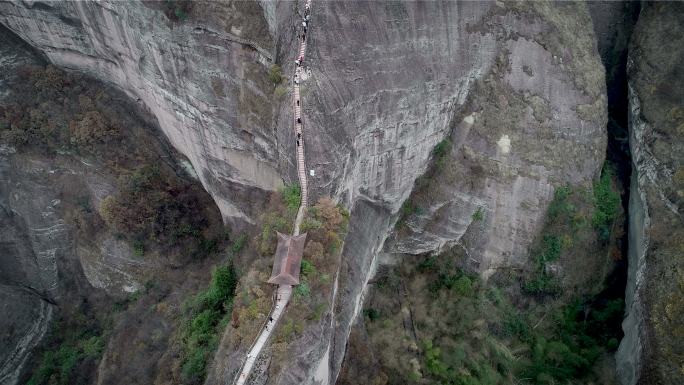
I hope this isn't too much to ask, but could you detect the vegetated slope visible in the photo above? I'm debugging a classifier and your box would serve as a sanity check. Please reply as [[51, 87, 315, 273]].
[[205, 195, 349, 384], [339, 165, 623, 385]]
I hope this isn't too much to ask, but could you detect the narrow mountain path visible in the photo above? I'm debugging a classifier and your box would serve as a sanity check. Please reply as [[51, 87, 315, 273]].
[[233, 1, 312, 384]]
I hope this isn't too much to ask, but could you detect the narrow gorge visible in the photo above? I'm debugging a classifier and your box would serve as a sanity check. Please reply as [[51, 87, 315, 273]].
[[0, 2, 681, 385]]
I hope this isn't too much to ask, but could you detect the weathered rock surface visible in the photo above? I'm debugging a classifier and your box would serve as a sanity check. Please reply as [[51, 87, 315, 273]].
[[0, 0, 285, 224], [0, 147, 118, 383], [381, 0, 607, 268], [617, 3, 684, 385], [309, 2, 607, 384], [0, 29, 60, 384]]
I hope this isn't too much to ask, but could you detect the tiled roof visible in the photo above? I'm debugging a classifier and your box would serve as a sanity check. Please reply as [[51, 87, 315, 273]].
[[267, 232, 307, 285]]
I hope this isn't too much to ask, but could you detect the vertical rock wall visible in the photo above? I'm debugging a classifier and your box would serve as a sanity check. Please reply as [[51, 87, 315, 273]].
[[382, 0, 608, 278], [312, 2, 608, 384], [0, 29, 55, 384], [618, 3, 684, 385], [305, 1, 496, 209]]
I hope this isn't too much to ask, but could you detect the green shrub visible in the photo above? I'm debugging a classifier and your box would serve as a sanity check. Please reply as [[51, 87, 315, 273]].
[[523, 187, 568, 295], [548, 185, 573, 218], [164, 0, 192, 21], [418, 253, 477, 296], [127, 289, 143, 304], [231, 233, 248, 254], [300, 259, 316, 277], [592, 165, 620, 241], [417, 255, 437, 272], [279, 319, 304, 342], [539, 235, 562, 263], [319, 273, 330, 284], [258, 213, 291, 256], [81, 336, 104, 358], [432, 138, 451, 160], [607, 337, 619, 350], [363, 308, 381, 321], [453, 275, 474, 297], [523, 274, 560, 296], [400, 200, 421, 219], [132, 240, 145, 257], [472, 207, 484, 221], [294, 282, 310, 298], [181, 347, 208, 383], [269, 64, 283, 84], [199, 238, 218, 254], [274, 85, 288, 98], [521, 336, 591, 382], [180, 264, 238, 385], [300, 218, 322, 233], [423, 340, 449, 379], [26, 330, 106, 385], [175, 223, 201, 238], [502, 312, 531, 341], [311, 303, 327, 321], [175, 8, 188, 20], [280, 184, 301, 212], [338, 205, 350, 220], [26, 345, 80, 385]]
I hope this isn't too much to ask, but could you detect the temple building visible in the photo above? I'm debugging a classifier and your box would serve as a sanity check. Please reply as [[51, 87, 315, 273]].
[[267, 232, 307, 285]]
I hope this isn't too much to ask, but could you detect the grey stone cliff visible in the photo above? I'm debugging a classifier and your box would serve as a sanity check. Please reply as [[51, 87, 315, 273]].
[[0, 29, 57, 384], [617, 3, 684, 385], [0, 0, 285, 224]]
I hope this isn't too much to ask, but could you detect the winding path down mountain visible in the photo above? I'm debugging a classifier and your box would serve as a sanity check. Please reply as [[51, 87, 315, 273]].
[[233, 1, 312, 384]]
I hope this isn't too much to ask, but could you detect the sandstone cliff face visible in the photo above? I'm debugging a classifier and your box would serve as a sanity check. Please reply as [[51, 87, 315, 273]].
[[0, 2, 610, 385], [381, 0, 607, 275], [306, 2, 607, 384], [0, 0, 284, 224], [617, 3, 684, 385], [187, 1, 609, 382]]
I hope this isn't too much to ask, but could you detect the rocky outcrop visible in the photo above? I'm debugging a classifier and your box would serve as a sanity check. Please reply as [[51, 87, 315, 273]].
[[362, 0, 607, 280], [617, 3, 684, 385]]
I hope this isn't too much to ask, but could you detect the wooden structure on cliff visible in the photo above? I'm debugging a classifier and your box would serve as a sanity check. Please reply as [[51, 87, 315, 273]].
[[267, 232, 307, 285]]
